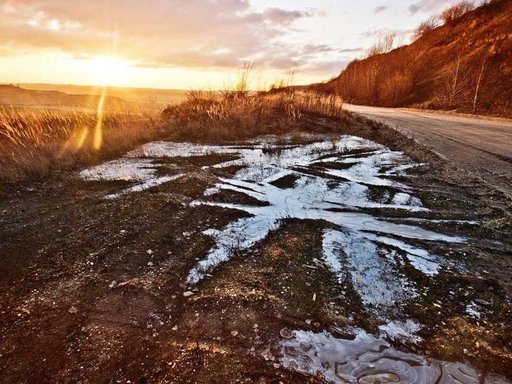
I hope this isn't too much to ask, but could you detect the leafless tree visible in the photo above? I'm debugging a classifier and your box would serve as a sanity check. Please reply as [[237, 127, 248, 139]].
[[444, 53, 472, 108], [472, 56, 488, 114]]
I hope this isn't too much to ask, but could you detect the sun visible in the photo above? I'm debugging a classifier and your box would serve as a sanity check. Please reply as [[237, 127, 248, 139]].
[[89, 56, 131, 86]]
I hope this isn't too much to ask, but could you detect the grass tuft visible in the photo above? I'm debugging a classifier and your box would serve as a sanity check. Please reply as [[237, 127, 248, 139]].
[[162, 91, 346, 142]]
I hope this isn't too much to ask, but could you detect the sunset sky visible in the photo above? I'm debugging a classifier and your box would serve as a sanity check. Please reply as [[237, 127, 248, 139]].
[[0, 0, 464, 89]]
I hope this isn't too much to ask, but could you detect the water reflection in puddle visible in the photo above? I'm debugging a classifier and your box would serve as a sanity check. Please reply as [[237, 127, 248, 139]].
[[180, 135, 465, 319], [81, 134, 468, 316], [280, 327, 509, 384], [79, 134, 505, 383]]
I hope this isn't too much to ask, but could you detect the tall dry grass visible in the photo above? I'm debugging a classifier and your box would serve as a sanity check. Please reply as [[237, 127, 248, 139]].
[[0, 64, 346, 188], [162, 90, 346, 142], [0, 107, 161, 185]]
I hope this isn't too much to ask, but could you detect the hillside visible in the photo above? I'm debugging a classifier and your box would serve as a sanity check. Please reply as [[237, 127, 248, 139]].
[[0, 84, 130, 111], [321, 0, 512, 117]]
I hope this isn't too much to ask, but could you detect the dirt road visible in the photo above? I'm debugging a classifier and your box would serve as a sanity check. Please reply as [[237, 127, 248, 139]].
[[344, 104, 512, 198]]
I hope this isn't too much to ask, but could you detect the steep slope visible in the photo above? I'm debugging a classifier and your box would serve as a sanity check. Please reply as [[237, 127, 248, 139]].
[[321, 0, 512, 117]]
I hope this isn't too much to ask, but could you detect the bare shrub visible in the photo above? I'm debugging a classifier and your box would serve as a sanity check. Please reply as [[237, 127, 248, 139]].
[[379, 71, 414, 105], [413, 16, 441, 40], [440, 1, 475, 24], [366, 33, 396, 57], [221, 61, 254, 101]]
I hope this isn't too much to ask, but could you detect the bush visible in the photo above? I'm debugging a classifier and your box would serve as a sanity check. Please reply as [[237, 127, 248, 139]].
[[162, 91, 346, 142], [366, 33, 396, 58], [441, 1, 475, 24], [413, 16, 440, 40]]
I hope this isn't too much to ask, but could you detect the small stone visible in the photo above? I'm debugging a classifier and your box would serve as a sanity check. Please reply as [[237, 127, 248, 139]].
[[305, 319, 312, 325], [279, 328, 294, 339], [172, 325, 178, 331], [231, 330, 239, 337], [474, 299, 491, 306], [273, 363, 280, 369], [147, 261, 154, 266], [260, 345, 275, 361], [358, 373, 400, 384], [68, 306, 78, 314], [146, 249, 154, 255], [109, 281, 117, 289], [183, 291, 194, 298]]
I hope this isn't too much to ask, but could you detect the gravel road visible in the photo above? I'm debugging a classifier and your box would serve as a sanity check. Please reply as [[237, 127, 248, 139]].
[[345, 104, 512, 199]]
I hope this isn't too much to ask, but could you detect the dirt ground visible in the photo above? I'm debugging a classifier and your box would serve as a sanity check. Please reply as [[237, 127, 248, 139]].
[[0, 116, 511, 383]]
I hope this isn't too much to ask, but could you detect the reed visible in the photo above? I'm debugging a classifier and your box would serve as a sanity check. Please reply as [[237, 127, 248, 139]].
[[0, 107, 160, 185]]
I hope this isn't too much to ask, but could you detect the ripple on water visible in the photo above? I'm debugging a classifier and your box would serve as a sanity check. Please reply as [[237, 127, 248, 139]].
[[280, 328, 510, 384]]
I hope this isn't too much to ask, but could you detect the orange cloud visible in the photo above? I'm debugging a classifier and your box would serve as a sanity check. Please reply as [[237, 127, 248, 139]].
[[0, 0, 319, 72]]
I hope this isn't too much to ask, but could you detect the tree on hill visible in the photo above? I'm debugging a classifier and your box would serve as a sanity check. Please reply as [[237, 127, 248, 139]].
[[441, 1, 475, 24]]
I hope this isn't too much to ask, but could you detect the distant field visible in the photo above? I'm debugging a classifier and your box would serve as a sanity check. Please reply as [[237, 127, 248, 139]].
[[20, 83, 189, 109]]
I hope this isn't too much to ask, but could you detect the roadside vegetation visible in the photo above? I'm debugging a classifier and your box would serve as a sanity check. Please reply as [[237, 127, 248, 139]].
[[320, 0, 512, 117], [1, 67, 346, 187], [163, 62, 345, 141], [162, 90, 345, 142]]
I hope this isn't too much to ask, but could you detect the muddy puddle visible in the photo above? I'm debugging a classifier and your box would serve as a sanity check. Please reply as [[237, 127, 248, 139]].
[[280, 327, 508, 383], [81, 134, 511, 383]]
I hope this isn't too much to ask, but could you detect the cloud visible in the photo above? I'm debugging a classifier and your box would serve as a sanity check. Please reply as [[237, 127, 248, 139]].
[[408, 0, 456, 15], [0, 0, 320, 72], [374, 6, 388, 14], [302, 44, 340, 54], [299, 60, 351, 77], [262, 7, 313, 26], [360, 27, 413, 39], [339, 47, 364, 53]]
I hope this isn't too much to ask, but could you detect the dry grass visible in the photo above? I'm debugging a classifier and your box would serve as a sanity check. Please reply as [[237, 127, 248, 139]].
[[0, 78, 346, 187], [0, 107, 162, 185], [162, 90, 346, 142]]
